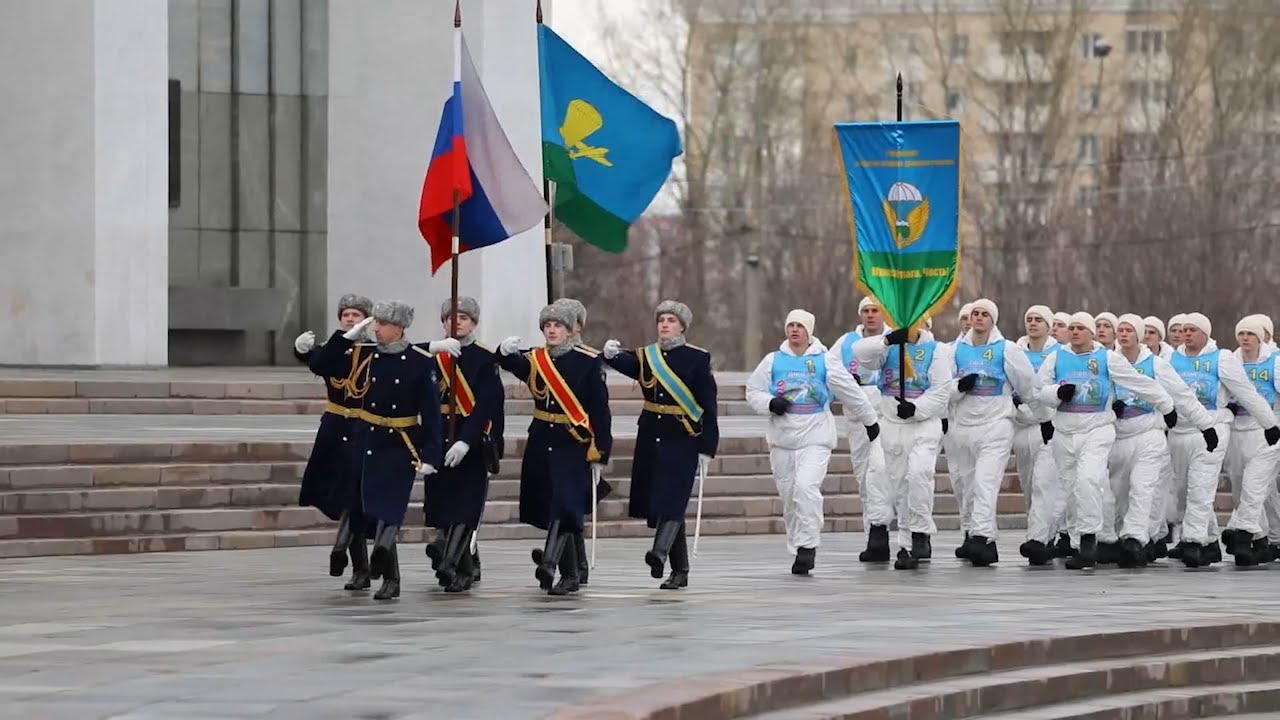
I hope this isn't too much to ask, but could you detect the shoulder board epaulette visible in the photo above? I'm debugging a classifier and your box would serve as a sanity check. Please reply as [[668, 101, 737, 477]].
[[575, 345, 601, 357], [685, 344, 709, 353], [473, 341, 491, 351], [412, 346, 431, 357]]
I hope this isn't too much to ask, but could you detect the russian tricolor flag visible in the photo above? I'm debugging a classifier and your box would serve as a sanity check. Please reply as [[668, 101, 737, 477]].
[[418, 32, 547, 274]]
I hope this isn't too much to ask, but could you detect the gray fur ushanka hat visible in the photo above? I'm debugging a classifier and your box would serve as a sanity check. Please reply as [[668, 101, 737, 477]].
[[337, 294, 373, 319], [372, 300, 414, 328], [539, 300, 577, 330], [655, 300, 692, 330], [439, 296, 480, 323]]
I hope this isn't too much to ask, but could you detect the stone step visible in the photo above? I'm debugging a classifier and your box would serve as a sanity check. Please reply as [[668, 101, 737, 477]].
[[0, 514, 1005, 559], [968, 680, 1280, 720], [7, 478, 1095, 514], [547, 622, 1280, 720], [748, 645, 1280, 720], [0, 437, 1014, 469], [1, 496, 1037, 540], [0, 376, 749, 401], [0, 395, 758, 417]]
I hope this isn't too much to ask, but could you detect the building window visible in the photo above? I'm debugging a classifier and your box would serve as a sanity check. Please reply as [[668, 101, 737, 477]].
[[1000, 30, 1049, 56], [168, 79, 180, 208], [1126, 29, 1167, 56], [946, 89, 964, 114], [1124, 80, 1168, 105], [950, 33, 969, 60], [1077, 185, 1098, 207], [1079, 84, 1100, 113], [1077, 134, 1098, 164]]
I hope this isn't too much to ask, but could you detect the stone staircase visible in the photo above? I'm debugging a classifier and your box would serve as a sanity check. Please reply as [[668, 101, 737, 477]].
[[0, 371, 1237, 558], [547, 622, 1280, 720]]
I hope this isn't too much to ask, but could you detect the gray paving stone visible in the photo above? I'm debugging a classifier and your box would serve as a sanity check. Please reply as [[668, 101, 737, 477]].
[[1, 533, 1277, 719]]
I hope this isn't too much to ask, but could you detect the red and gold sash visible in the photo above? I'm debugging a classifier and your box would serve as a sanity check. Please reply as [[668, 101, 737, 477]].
[[435, 353, 476, 416], [530, 348, 591, 430]]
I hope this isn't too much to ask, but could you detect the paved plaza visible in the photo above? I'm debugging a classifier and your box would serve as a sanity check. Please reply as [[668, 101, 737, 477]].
[[0, 533, 1277, 720]]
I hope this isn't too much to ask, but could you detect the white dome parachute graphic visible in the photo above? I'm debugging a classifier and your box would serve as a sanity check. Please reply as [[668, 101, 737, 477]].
[[887, 182, 923, 202], [882, 181, 930, 248]]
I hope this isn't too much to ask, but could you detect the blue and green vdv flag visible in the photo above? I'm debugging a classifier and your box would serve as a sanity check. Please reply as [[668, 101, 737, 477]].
[[833, 120, 962, 331], [537, 24, 681, 252]]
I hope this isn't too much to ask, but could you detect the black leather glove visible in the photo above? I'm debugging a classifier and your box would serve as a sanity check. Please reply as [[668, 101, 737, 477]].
[[1203, 427, 1219, 452], [1266, 426, 1280, 447], [1012, 393, 1023, 408], [1112, 399, 1126, 418], [941, 418, 949, 435], [851, 373, 862, 385], [1040, 421, 1054, 445], [896, 399, 917, 420], [1164, 410, 1178, 429], [957, 373, 979, 393], [884, 328, 910, 346], [1056, 384, 1077, 402], [1227, 401, 1241, 415], [768, 396, 791, 416], [865, 422, 880, 442]]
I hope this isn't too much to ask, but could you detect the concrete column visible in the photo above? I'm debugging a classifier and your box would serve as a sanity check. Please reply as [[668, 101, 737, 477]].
[[0, 0, 169, 365], [327, 0, 548, 347]]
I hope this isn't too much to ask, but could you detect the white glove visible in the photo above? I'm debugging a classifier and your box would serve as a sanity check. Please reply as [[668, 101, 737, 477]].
[[414, 462, 438, 478], [591, 462, 607, 476], [294, 330, 315, 354], [343, 316, 375, 341], [444, 441, 470, 467], [428, 338, 463, 357], [499, 336, 522, 356], [698, 454, 712, 473], [603, 339, 622, 359]]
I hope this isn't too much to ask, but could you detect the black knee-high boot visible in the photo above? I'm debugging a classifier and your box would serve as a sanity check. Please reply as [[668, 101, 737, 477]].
[[330, 512, 353, 577], [575, 532, 590, 585], [660, 522, 689, 590], [535, 520, 568, 591], [369, 521, 400, 579], [645, 520, 682, 579], [549, 533, 581, 596], [425, 530, 446, 570], [373, 544, 400, 600], [436, 525, 472, 588], [345, 534, 371, 590]]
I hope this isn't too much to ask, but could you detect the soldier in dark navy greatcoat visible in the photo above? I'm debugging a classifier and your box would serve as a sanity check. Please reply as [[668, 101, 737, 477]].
[[497, 299, 612, 596], [603, 300, 719, 589], [292, 293, 375, 591], [309, 300, 444, 600], [419, 296, 504, 593]]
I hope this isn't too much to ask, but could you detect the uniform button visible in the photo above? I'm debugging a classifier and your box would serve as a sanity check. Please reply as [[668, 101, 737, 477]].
[[374, 353, 380, 358], [391, 404, 397, 410], [367, 450, 373, 455], [372, 377, 377, 382], [401, 355, 406, 360], [342, 436, 348, 442], [370, 403, 376, 408], [394, 379, 400, 384]]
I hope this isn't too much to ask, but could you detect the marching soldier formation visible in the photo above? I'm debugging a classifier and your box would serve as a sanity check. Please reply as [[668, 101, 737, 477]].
[[292, 294, 1280, 600]]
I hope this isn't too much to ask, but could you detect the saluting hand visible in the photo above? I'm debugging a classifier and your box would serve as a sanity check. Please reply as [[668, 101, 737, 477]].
[[343, 316, 374, 341], [603, 339, 622, 359]]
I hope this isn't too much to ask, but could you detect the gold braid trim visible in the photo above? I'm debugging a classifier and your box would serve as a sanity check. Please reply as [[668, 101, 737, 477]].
[[637, 349, 659, 390], [329, 346, 373, 400]]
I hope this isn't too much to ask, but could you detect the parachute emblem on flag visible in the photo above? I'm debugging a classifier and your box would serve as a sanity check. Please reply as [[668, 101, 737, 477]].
[[882, 181, 930, 249], [560, 99, 613, 167]]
